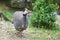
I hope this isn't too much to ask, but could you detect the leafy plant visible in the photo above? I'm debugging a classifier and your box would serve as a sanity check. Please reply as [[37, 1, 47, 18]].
[[3, 11, 13, 20], [30, 0, 58, 29]]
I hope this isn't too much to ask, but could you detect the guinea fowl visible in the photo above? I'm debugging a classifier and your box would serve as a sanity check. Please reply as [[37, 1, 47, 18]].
[[13, 8, 31, 34]]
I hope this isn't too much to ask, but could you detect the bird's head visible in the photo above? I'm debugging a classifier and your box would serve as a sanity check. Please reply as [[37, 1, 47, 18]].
[[24, 8, 31, 14]]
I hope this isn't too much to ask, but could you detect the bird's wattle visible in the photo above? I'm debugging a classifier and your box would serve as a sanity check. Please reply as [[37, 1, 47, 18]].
[[24, 10, 31, 14]]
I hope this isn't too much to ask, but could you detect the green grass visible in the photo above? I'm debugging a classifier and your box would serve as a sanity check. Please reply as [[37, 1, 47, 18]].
[[0, 8, 13, 21], [3, 11, 13, 20], [26, 26, 60, 40], [0, 7, 13, 21]]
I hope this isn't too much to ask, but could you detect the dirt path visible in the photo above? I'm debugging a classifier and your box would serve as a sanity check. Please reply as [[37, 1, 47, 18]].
[[0, 21, 18, 40], [0, 20, 31, 40], [0, 20, 39, 40]]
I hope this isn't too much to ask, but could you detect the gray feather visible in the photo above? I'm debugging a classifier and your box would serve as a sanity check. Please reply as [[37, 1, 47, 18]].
[[13, 11, 28, 31]]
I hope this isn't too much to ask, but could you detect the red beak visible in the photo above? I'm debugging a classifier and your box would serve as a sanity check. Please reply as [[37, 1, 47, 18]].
[[26, 10, 31, 14]]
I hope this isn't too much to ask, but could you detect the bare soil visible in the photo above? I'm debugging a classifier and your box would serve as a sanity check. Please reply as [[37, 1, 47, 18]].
[[0, 20, 39, 40]]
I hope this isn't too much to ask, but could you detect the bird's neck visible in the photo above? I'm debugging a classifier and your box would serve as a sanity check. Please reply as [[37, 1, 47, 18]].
[[23, 10, 27, 23], [23, 14, 27, 21], [23, 14, 27, 27], [23, 14, 27, 16]]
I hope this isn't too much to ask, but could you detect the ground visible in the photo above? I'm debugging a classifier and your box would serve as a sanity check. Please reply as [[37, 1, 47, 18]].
[[56, 15, 60, 25], [0, 20, 42, 40], [0, 15, 60, 40]]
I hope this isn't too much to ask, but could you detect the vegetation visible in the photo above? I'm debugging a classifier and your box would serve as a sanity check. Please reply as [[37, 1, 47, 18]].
[[0, 0, 60, 40], [29, 0, 58, 29], [3, 11, 13, 20], [5, 0, 32, 10], [27, 26, 60, 40], [0, 8, 13, 21]]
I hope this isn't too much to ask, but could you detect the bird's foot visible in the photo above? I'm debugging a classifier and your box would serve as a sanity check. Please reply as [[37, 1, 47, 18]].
[[17, 31, 23, 37]]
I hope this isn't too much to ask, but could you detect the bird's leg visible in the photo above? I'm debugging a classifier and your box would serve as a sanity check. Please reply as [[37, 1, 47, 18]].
[[20, 31, 23, 35], [18, 31, 23, 37]]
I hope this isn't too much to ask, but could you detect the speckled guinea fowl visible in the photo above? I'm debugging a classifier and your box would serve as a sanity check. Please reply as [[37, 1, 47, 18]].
[[13, 9, 31, 32]]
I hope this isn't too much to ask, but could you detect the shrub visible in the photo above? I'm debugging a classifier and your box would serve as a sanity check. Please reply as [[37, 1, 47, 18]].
[[29, 0, 58, 29]]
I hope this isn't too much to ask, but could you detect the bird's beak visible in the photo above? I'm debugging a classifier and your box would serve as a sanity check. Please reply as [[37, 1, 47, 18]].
[[27, 10, 32, 14], [29, 11, 32, 13]]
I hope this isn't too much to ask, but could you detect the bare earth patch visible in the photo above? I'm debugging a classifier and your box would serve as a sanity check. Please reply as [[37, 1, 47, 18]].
[[0, 20, 40, 40]]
